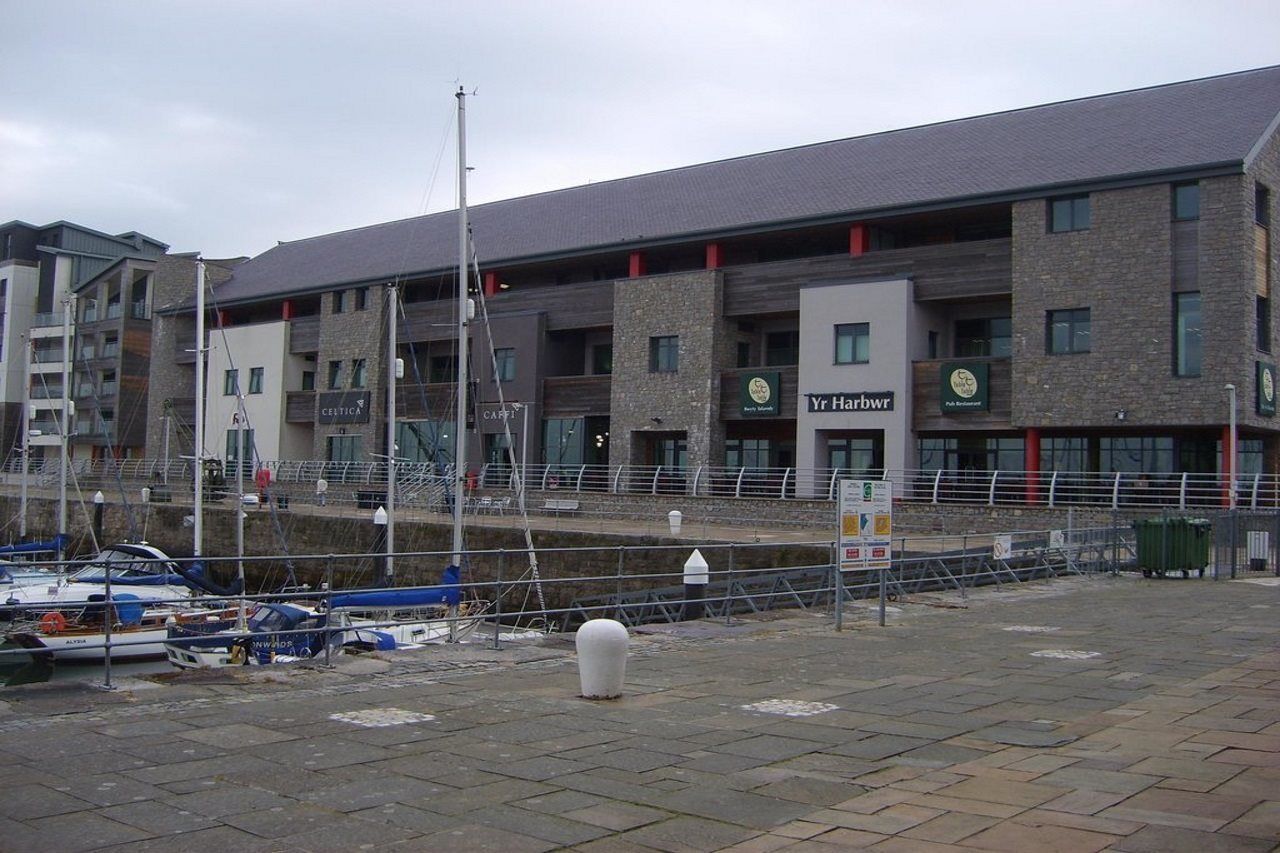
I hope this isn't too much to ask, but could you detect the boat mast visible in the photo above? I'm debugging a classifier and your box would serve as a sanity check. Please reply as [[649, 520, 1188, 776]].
[[193, 260, 206, 559], [451, 86, 469, 568], [385, 281, 397, 585], [57, 294, 72, 563], [19, 335, 31, 541]]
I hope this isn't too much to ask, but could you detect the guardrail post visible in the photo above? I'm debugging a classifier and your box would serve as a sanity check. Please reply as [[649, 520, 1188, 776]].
[[1179, 472, 1188, 510], [614, 546, 625, 623], [726, 544, 736, 625], [988, 471, 998, 506], [832, 542, 844, 632], [102, 556, 114, 690], [781, 468, 792, 499], [323, 555, 335, 667], [1111, 472, 1122, 510], [492, 549, 504, 650], [932, 469, 942, 504]]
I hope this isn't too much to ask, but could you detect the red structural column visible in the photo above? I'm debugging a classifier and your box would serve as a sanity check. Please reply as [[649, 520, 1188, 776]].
[[705, 242, 723, 270], [1024, 427, 1041, 504], [483, 272, 499, 296], [216, 309, 228, 327], [628, 251, 647, 278], [849, 223, 869, 257], [281, 300, 294, 320], [1222, 424, 1235, 507]]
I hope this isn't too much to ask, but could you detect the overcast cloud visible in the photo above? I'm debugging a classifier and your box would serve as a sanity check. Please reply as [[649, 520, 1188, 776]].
[[3, 0, 1279, 258]]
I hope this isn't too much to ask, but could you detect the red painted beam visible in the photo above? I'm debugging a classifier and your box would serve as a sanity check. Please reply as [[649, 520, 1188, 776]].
[[281, 300, 294, 320], [1024, 427, 1041, 504], [849, 223, 869, 257], [629, 251, 647, 278], [705, 242, 723, 270], [483, 272, 499, 296]]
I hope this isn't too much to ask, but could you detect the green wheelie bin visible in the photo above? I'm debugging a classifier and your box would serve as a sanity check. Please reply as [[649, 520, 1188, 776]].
[[1133, 517, 1211, 578]]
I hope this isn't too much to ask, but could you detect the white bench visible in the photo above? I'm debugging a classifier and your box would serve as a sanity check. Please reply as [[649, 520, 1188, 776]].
[[542, 498, 580, 514]]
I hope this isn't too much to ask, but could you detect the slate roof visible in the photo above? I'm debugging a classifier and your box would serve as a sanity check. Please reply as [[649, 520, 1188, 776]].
[[210, 65, 1280, 308]]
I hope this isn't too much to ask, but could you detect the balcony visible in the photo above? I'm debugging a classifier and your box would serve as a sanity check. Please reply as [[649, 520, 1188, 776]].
[[542, 375, 612, 417], [911, 357, 1011, 430], [290, 316, 320, 353], [397, 382, 455, 418]]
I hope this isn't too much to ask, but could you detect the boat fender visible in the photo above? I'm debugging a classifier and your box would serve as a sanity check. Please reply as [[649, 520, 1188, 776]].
[[39, 612, 67, 635], [230, 643, 248, 665]]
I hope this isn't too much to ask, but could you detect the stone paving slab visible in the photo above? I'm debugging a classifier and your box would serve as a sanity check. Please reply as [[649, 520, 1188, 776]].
[[0, 575, 1277, 850]]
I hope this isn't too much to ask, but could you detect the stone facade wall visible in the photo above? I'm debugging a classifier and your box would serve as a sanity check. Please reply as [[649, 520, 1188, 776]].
[[1012, 180, 1252, 428], [309, 286, 389, 459], [609, 270, 730, 472], [1246, 128, 1280, 441]]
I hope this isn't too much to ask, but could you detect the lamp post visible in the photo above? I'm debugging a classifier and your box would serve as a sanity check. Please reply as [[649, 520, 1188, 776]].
[[1226, 384, 1238, 510], [373, 505, 389, 587], [511, 402, 530, 487]]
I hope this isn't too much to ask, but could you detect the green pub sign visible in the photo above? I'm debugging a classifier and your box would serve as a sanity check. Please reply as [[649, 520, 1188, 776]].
[[939, 362, 989, 412], [1258, 361, 1276, 416], [740, 371, 780, 417]]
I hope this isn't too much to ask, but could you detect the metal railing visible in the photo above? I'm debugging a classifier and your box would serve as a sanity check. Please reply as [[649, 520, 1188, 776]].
[[0, 524, 1140, 688], [7, 458, 1264, 512]]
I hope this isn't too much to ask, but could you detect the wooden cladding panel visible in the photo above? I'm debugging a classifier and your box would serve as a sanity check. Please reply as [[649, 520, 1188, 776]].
[[542, 375, 612, 416], [723, 238, 1012, 316], [397, 382, 455, 419], [718, 366, 799, 420], [1172, 220, 1199, 291], [911, 358, 1012, 431], [399, 281, 613, 342], [290, 317, 320, 353], [285, 391, 316, 423]]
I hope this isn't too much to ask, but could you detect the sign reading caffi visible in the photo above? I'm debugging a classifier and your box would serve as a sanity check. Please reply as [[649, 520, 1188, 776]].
[[940, 362, 989, 412], [318, 390, 371, 424], [740, 372, 780, 417], [1258, 361, 1276, 417]]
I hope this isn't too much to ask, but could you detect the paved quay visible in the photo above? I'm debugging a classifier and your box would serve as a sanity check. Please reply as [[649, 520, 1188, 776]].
[[0, 574, 1276, 852]]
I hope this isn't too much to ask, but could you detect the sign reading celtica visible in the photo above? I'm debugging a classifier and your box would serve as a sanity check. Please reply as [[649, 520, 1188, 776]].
[[740, 371, 780, 416], [318, 390, 371, 424], [806, 391, 894, 413], [1258, 361, 1276, 417], [940, 362, 989, 412]]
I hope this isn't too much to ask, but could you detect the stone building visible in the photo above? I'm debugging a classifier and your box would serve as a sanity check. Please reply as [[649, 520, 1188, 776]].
[[152, 66, 1280, 499]]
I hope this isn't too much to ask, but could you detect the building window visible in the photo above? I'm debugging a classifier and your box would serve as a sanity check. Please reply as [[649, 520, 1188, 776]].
[[327, 360, 342, 389], [1046, 308, 1091, 354], [327, 434, 361, 464], [102, 334, 119, 358], [223, 369, 239, 395], [225, 427, 254, 472], [1258, 296, 1272, 353], [828, 436, 881, 476], [494, 348, 515, 382], [765, 331, 799, 366], [927, 331, 939, 360], [1174, 292, 1202, 377], [354, 287, 368, 311], [1257, 183, 1271, 227], [649, 335, 678, 373], [1049, 195, 1090, 233], [834, 323, 870, 364], [591, 344, 613, 375], [954, 317, 1011, 357], [333, 291, 346, 314], [248, 367, 264, 394], [736, 341, 751, 368], [350, 358, 366, 388], [301, 370, 315, 391], [1173, 183, 1200, 221]]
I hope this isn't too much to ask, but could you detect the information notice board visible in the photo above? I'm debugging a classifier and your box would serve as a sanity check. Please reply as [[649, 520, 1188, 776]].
[[838, 479, 893, 570]]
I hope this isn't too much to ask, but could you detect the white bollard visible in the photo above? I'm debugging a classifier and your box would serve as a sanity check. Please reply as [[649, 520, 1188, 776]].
[[683, 549, 709, 620], [576, 618, 629, 699], [668, 510, 683, 536]]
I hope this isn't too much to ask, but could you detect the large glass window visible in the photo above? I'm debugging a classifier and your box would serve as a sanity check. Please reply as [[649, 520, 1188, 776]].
[[834, 323, 870, 364], [1173, 183, 1200, 221], [350, 358, 366, 389], [494, 348, 515, 382], [591, 344, 612, 375], [225, 427, 255, 475], [1046, 308, 1090, 354], [828, 436, 881, 476], [223, 369, 238, 396], [655, 436, 687, 471], [543, 417, 583, 470], [327, 360, 342, 389], [726, 438, 771, 469], [765, 331, 799, 366], [1174, 292, 1202, 377], [1049, 195, 1090, 232], [301, 370, 315, 391], [649, 336, 678, 373], [333, 290, 346, 314], [326, 434, 361, 464], [248, 367, 264, 394], [1258, 296, 1271, 353], [1040, 437, 1088, 473], [1101, 436, 1174, 474], [396, 420, 452, 465], [1257, 183, 1271, 227], [954, 317, 1011, 357]]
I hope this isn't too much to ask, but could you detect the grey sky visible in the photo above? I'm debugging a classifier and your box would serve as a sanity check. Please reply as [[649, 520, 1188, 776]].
[[4, 0, 1279, 259]]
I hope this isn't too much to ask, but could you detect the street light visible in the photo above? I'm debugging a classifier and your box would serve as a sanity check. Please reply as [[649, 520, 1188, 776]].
[[1226, 384, 1237, 510]]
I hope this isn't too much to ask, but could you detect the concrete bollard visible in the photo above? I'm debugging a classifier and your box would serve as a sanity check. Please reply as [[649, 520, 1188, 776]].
[[682, 549, 709, 621], [668, 510, 683, 536], [576, 618, 629, 699]]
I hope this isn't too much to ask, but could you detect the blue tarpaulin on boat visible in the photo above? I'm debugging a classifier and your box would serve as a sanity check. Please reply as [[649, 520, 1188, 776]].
[[328, 565, 461, 609], [0, 535, 68, 556]]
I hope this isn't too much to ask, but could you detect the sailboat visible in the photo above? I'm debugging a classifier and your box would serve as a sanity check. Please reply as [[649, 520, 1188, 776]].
[[164, 90, 488, 668], [5, 263, 241, 662]]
